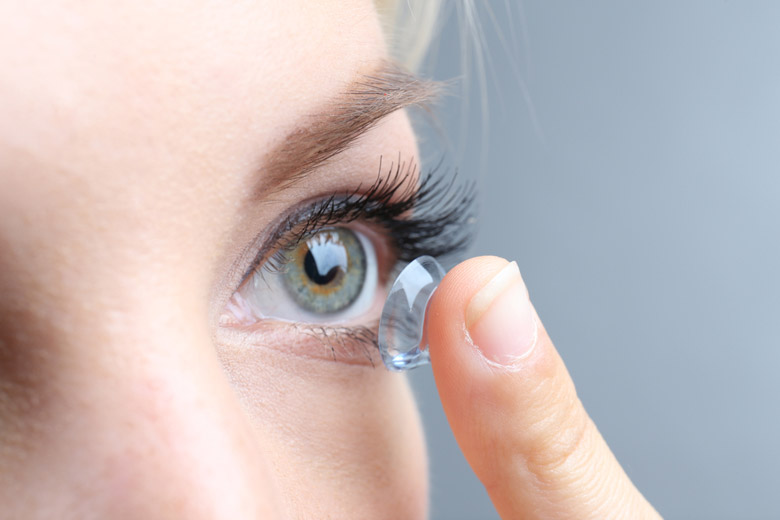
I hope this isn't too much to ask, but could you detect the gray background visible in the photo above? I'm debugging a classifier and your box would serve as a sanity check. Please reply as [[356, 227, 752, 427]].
[[409, 2, 780, 519]]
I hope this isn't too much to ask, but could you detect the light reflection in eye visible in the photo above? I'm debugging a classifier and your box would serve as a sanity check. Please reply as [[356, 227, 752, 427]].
[[282, 228, 366, 314], [227, 227, 379, 325]]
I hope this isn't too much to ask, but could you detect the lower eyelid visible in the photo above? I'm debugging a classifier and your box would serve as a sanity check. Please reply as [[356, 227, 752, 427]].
[[216, 319, 382, 367]]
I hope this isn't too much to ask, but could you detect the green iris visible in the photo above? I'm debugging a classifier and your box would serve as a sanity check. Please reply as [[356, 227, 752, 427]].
[[282, 227, 367, 314]]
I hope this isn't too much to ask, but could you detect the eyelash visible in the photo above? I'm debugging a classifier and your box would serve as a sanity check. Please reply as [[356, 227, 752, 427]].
[[238, 156, 476, 363]]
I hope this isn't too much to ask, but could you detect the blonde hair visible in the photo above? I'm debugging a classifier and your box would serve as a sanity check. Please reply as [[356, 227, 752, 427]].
[[375, 0, 444, 71]]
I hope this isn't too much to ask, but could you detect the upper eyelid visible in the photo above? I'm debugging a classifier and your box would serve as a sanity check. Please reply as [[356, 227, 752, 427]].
[[236, 156, 476, 291], [236, 156, 417, 284]]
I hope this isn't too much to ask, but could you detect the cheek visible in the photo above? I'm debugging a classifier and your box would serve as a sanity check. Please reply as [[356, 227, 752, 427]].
[[218, 343, 428, 519]]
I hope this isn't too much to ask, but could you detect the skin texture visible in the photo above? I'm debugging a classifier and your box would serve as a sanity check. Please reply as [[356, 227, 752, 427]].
[[0, 2, 661, 519], [0, 1, 426, 518]]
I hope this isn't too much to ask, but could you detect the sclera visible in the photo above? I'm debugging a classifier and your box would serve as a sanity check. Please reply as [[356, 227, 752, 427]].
[[377, 255, 445, 371]]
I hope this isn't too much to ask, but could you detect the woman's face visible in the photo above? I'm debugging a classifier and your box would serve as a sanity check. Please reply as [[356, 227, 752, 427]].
[[0, 1, 430, 517]]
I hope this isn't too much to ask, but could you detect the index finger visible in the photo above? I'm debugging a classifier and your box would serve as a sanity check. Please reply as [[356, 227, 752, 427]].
[[427, 256, 661, 519]]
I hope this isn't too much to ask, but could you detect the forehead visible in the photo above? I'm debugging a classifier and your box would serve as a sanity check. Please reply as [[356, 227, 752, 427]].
[[0, 0, 387, 188]]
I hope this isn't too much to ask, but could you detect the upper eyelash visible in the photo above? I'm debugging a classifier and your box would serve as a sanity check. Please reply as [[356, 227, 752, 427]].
[[254, 155, 477, 276], [230, 156, 476, 365]]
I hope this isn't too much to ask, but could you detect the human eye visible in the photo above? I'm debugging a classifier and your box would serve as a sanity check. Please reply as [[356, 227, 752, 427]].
[[231, 224, 384, 325], [221, 159, 475, 365]]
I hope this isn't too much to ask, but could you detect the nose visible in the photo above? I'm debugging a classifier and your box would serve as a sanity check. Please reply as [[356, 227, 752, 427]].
[[0, 307, 285, 519]]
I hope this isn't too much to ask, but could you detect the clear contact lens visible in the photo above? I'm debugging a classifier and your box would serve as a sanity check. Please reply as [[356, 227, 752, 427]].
[[378, 255, 445, 372]]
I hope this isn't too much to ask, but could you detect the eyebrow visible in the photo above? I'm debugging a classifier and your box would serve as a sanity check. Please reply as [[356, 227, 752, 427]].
[[257, 60, 441, 197]]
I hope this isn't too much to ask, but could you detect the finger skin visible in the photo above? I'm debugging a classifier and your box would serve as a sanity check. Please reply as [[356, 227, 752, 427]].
[[426, 256, 661, 520]]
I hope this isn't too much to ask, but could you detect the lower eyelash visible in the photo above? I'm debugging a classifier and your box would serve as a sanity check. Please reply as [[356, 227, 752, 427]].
[[296, 323, 380, 367]]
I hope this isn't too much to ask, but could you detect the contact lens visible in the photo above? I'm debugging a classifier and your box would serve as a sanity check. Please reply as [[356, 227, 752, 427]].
[[378, 255, 446, 372]]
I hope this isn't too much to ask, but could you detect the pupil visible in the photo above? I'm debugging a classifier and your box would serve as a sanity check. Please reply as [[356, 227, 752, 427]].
[[303, 235, 347, 286], [279, 227, 366, 315]]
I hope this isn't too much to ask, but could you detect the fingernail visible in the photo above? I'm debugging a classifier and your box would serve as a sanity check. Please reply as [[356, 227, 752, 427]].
[[465, 261, 537, 365]]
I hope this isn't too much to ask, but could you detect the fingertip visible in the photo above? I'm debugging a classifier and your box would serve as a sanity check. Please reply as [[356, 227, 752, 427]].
[[426, 255, 511, 351], [425, 256, 513, 406]]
